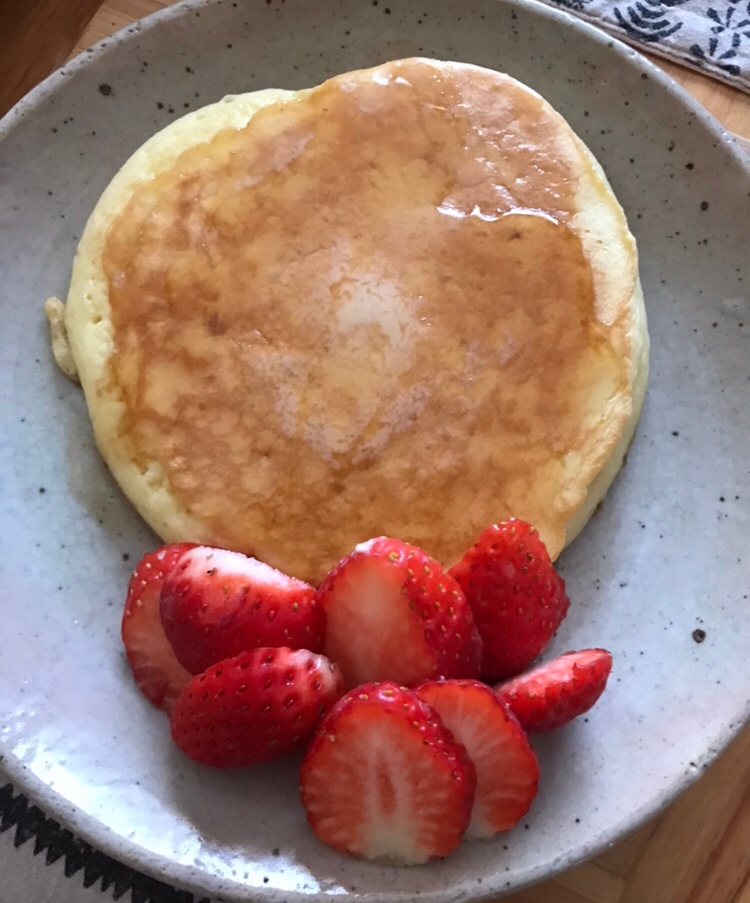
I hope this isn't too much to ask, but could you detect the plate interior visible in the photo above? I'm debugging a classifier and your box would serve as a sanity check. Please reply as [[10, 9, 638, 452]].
[[1, 0, 749, 899]]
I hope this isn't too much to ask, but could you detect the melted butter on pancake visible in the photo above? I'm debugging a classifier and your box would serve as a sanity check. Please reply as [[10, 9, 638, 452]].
[[71, 59, 642, 583]]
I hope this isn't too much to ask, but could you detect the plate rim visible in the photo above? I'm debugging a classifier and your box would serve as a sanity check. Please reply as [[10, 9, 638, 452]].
[[2, 0, 749, 173], [1, 0, 749, 899]]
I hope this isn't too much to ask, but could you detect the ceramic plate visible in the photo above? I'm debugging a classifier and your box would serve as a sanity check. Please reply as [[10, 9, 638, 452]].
[[1, 0, 749, 899]]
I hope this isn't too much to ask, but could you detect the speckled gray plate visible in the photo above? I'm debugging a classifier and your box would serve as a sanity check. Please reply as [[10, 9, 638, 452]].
[[1, 0, 749, 899]]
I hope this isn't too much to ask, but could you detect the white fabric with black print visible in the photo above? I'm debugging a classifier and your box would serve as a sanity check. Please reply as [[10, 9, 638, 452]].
[[539, 0, 750, 92], [0, 778, 206, 903]]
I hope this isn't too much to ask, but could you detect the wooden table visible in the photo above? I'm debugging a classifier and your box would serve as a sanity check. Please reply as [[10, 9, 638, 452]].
[[2, 2, 749, 901]]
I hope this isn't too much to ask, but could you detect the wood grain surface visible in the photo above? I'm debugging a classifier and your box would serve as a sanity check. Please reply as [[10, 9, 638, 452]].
[[0, 0, 104, 116], [2, 2, 749, 901]]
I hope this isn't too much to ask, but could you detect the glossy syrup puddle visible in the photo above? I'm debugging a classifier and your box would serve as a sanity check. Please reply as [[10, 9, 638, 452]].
[[102, 59, 626, 582]]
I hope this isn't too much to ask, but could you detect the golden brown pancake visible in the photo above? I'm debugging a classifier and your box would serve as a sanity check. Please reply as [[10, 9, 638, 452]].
[[50, 58, 649, 584]]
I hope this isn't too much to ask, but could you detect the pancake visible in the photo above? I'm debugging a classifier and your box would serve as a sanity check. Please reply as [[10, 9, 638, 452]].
[[50, 58, 649, 585]]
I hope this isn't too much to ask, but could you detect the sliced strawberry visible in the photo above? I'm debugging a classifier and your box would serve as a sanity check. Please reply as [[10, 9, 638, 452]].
[[160, 546, 324, 674], [300, 682, 476, 864], [449, 520, 570, 682], [121, 542, 197, 713], [170, 647, 344, 768], [495, 648, 613, 732], [316, 537, 482, 689], [416, 679, 539, 838]]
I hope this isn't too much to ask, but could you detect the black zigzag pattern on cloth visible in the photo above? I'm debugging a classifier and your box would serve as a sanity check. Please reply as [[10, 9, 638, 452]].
[[0, 783, 210, 903]]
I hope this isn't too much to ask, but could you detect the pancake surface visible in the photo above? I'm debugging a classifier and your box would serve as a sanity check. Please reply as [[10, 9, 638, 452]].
[[60, 59, 648, 583]]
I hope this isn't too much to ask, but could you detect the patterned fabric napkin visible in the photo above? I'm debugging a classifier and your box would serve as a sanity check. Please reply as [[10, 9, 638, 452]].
[[537, 0, 750, 93], [0, 779, 201, 903]]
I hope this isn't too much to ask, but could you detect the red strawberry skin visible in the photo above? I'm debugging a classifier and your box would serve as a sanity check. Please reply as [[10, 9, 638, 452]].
[[121, 543, 197, 713], [449, 520, 569, 682], [160, 546, 324, 674], [170, 647, 344, 768], [316, 537, 482, 689], [495, 648, 613, 732], [416, 679, 539, 838], [300, 682, 476, 864]]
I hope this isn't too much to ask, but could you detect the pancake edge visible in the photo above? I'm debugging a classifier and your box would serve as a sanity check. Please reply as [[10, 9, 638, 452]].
[[58, 61, 649, 569]]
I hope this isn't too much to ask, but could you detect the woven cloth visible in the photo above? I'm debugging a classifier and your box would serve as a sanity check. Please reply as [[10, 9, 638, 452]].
[[538, 0, 750, 92]]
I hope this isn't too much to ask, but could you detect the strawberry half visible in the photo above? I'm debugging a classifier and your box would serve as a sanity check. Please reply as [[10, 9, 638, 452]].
[[317, 537, 482, 689], [121, 542, 197, 713], [300, 682, 476, 864], [449, 520, 570, 682], [170, 647, 344, 768], [495, 648, 613, 732], [416, 679, 539, 838], [160, 546, 324, 674]]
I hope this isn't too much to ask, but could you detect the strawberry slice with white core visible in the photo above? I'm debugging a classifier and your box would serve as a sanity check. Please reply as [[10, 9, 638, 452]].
[[416, 679, 539, 838], [160, 545, 323, 674], [317, 537, 482, 689], [299, 681, 476, 864], [121, 542, 196, 713], [495, 648, 613, 733]]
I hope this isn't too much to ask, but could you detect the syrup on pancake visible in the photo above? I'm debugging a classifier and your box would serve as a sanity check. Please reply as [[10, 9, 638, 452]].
[[58, 60, 646, 583]]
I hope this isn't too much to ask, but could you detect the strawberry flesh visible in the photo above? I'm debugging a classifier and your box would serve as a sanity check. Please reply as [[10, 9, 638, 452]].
[[416, 679, 539, 838], [170, 647, 344, 768], [495, 648, 613, 732], [121, 542, 196, 713], [449, 520, 569, 681], [160, 546, 324, 674], [300, 682, 476, 864], [317, 537, 482, 689]]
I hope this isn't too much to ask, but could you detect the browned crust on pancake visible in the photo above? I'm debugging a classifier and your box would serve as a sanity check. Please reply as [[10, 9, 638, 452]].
[[60, 60, 648, 582]]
